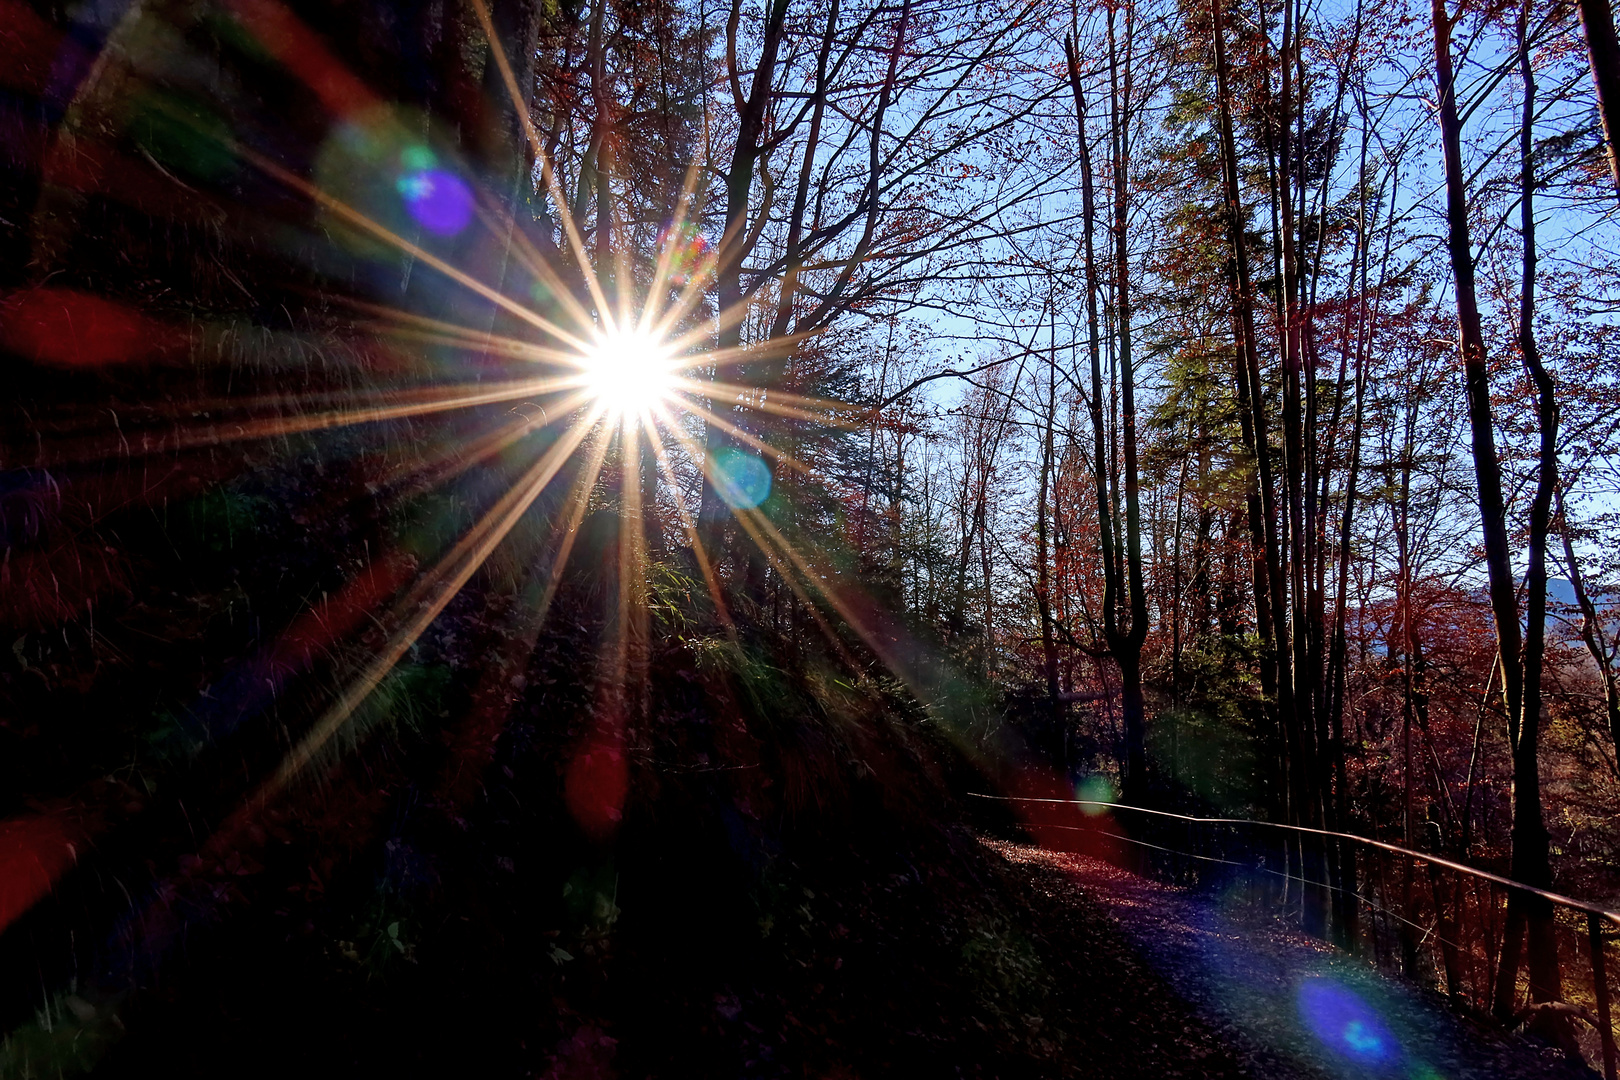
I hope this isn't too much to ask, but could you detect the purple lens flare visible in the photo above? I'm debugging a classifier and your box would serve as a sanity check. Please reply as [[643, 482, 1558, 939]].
[[396, 168, 474, 235], [1296, 978, 1401, 1070]]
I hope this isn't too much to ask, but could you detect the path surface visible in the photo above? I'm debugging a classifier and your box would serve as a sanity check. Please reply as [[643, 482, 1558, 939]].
[[984, 838, 1593, 1080]]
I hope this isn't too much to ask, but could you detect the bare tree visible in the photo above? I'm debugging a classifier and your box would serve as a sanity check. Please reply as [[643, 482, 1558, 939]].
[[1431, 0, 1562, 1020]]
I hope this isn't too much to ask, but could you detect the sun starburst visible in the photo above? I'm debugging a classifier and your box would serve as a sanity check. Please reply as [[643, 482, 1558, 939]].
[[579, 327, 680, 421], [29, 0, 862, 832]]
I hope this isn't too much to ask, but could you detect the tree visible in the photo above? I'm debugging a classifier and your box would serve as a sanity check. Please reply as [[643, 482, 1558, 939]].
[[1066, 22, 1149, 803], [1576, 0, 1620, 191], [1431, 0, 1563, 1019]]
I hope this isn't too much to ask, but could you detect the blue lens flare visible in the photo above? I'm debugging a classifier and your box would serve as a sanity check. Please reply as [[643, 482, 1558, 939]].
[[712, 447, 771, 510], [396, 168, 474, 235], [1297, 978, 1400, 1068]]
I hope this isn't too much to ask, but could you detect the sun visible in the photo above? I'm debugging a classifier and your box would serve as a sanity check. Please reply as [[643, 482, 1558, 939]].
[[581, 327, 678, 419]]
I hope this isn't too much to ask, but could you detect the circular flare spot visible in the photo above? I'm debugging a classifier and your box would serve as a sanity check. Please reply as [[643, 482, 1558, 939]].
[[1075, 774, 1114, 815], [565, 731, 627, 841], [397, 168, 473, 235], [712, 447, 771, 510], [0, 288, 181, 366], [1296, 978, 1399, 1068]]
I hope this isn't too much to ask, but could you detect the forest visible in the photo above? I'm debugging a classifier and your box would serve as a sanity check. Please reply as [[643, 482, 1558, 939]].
[[2, 0, 1620, 1074]]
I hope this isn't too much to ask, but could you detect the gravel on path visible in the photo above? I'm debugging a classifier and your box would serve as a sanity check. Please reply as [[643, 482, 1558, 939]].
[[984, 837, 1594, 1080]]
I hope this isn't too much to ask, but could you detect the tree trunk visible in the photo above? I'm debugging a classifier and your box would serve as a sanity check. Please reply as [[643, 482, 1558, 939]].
[[1038, 305, 1062, 728], [1106, 6, 1149, 800], [1432, 0, 1561, 1019], [698, 0, 791, 554], [1067, 24, 1147, 802], [1577, 0, 1620, 192], [1211, 0, 1284, 815], [1514, 0, 1567, 1021]]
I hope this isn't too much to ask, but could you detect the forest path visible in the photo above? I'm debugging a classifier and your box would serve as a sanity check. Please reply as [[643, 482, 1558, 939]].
[[982, 838, 1590, 1080]]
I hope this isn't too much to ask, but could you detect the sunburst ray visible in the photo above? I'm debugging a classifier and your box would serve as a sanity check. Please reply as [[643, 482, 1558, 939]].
[[263, 403, 603, 797], [667, 394, 817, 478]]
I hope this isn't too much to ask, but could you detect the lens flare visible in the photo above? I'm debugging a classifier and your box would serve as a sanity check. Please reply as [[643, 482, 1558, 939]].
[[1296, 978, 1399, 1069], [658, 220, 709, 285], [712, 446, 771, 509], [1076, 774, 1115, 815], [582, 329, 676, 418], [397, 168, 474, 235]]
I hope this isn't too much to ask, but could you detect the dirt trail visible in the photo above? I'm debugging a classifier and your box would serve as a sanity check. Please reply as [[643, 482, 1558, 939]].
[[985, 838, 1592, 1080]]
